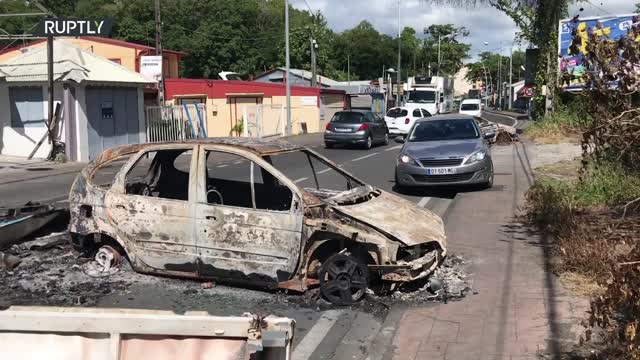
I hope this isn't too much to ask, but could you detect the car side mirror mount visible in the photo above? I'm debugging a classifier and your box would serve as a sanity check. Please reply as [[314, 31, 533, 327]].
[[395, 136, 405, 143]]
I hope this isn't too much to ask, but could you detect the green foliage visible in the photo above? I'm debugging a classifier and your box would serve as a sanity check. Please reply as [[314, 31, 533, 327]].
[[0, 1, 472, 81], [421, 24, 471, 76], [465, 50, 526, 90]]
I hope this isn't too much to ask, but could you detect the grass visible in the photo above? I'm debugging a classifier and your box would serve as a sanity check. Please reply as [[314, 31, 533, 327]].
[[524, 108, 587, 144], [526, 160, 640, 282]]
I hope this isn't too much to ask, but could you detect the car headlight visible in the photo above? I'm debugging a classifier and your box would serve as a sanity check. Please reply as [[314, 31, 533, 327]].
[[465, 150, 486, 165], [399, 154, 420, 166]]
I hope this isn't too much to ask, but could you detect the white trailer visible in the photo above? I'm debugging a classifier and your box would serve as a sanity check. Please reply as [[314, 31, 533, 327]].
[[405, 75, 455, 115], [0, 306, 295, 360]]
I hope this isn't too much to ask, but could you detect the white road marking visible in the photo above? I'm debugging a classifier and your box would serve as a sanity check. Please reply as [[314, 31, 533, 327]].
[[56, 199, 69, 204], [217, 164, 229, 168], [317, 168, 331, 174], [292, 310, 343, 360], [385, 145, 402, 151], [417, 197, 431, 208], [294, 177, 309, 183], [351, 153, 378, 162], [233, 161, 243, 165]]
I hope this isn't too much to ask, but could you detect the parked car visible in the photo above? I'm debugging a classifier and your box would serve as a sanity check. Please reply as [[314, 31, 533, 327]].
[[324, 110, 389, 149], [69, 138, 446, 305], [459, 99, 483, 117], [384, 107, 431, 137], [395, 115, 495, 188]]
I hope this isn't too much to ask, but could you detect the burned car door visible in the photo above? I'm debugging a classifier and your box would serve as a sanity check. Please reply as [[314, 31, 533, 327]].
[[194, 147, 304, 285], [108, 145, 199, 272]]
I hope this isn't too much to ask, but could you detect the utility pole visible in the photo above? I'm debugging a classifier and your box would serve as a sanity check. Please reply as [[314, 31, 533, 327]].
[[310, 37, 317, 87], [437, 35, 441, 76], [396, 0, 401, 107], [30, 2, 55, 146], [154, 0, 164, 105], [509, 47, 513, 110], [285, 0, 292, 135], [497, 53, 502, 109], [347, 54, 350, 85]]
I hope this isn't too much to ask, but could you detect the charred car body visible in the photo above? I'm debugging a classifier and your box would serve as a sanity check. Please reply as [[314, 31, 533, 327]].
[[69, 138, 447, 305]]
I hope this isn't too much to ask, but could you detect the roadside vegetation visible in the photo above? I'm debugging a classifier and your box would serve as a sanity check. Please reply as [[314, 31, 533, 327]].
[[524, 17, 640, 359], [523, 104, 584, 144]]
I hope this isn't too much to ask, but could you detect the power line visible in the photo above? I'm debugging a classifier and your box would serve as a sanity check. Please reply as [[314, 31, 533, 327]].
[[301, 0, 314, 14]]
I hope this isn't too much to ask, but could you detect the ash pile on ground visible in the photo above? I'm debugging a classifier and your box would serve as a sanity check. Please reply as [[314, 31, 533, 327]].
[[386, 254, 474, 304]]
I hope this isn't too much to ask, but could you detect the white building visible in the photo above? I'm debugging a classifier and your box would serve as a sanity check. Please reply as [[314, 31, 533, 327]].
[[0, 40, 153, 161]]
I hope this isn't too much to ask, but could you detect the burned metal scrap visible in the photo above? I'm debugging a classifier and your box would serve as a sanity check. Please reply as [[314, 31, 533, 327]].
[[68, 138, 448, 305]]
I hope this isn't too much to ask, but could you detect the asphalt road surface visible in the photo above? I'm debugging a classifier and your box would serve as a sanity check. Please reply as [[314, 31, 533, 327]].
[[0, 127, 540, 359]]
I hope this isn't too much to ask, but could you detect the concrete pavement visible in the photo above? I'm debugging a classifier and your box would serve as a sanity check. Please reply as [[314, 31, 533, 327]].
[[385, 142, 588, 360]]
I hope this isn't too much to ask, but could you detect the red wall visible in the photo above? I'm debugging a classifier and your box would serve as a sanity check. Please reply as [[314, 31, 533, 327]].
[[164, 79, 343, 100]]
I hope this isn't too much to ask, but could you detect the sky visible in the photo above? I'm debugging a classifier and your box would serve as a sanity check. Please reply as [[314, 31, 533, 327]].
[[291, 0, 638, 61]]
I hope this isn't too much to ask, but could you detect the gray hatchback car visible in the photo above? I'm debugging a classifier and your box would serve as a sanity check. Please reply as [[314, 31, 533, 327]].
[[395, 115, 494, 188]]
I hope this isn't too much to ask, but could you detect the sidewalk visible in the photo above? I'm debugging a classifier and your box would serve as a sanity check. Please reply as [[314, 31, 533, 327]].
[[0, 155, 86, 186], [389, 143, 588, 359]]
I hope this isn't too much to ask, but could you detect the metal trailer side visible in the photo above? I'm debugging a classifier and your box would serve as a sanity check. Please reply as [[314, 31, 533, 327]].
[[0, 306, 294, 360]]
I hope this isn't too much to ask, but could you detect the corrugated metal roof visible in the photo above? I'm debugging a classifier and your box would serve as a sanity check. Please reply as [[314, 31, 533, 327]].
[[0, 40, 154, 84], [275, 67, 340, 86]]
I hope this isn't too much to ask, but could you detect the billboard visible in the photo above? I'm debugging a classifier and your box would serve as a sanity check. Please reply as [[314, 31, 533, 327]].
[[140, 56, 163, 82], [558, 14, 639, 90]]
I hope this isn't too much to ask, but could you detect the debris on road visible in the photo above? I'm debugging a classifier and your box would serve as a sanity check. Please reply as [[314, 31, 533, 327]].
[[201, 281, 215, 289], [389, 254, 473, 303], [0, 252, 21, 270], [494, 124, 519, 145]]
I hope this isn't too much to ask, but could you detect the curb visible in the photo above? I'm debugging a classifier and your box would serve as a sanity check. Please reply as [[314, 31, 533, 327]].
[[0, 167, 82, 186]]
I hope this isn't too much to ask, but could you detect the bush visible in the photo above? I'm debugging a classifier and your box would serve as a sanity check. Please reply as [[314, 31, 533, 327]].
[[525, 106, 588, 144]]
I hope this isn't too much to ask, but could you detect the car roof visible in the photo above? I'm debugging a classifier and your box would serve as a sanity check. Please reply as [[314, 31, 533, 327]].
[[461, 99, 482, 103], [337, 109, 370, 114], [93, 137, 303, 165], [416, 114, 477, 122]]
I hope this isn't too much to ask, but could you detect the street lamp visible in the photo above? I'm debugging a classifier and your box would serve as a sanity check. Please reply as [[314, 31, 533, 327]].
[[386, 68, 397, 109], [437, 32, 458, 76], [483, 42, 493, 106], [396, 0, 401, 107], [284, 0, 291, 135]]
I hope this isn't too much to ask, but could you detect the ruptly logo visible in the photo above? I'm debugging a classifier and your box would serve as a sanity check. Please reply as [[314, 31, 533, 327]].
[[35, 18, 114, 37]]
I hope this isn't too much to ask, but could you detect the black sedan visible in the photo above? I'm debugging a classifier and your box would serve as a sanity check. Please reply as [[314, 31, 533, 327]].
[[324, 110, 389, 149]]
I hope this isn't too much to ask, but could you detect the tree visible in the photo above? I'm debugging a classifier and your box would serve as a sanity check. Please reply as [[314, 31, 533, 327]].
[[420, 24, 471, 76], [332, 21, 395, 81], [637, 2, 640, 13]]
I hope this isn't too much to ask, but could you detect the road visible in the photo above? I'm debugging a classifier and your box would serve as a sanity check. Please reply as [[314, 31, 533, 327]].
[[2, 114, 575, 359]]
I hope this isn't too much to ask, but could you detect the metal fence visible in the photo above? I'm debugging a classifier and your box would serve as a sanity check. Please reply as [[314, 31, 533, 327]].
[[145, 104, 207, 142], [243, 104, 285, 138]]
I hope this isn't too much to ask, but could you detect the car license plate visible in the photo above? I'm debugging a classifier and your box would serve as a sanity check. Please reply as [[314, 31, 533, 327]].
[[334, 128, 351, 132], [426, 168, 455, 175]]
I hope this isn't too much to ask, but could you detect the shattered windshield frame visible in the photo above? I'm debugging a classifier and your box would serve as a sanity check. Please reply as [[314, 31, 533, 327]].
[[263, 149, 371, 202]]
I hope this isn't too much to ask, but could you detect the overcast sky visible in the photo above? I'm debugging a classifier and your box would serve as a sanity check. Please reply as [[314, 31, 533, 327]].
[[291, 0, 637, 61]]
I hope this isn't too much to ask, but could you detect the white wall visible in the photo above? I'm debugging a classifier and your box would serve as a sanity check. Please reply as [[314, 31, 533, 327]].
[[0, 82, 64, 159]]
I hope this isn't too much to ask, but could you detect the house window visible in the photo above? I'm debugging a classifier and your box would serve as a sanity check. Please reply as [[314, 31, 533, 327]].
[[108, 58, 122, 64], [9, 86, 46, 127]]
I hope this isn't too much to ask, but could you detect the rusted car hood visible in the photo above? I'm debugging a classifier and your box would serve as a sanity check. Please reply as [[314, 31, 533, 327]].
[[332, 191, 446, 247]]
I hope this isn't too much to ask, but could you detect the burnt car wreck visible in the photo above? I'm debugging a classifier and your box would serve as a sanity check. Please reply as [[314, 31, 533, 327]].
[[69, 138, 447, 305]]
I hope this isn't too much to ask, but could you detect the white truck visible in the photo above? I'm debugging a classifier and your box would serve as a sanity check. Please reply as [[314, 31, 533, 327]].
[[405, 75, 455, 115], [0, 306, 295, 360]]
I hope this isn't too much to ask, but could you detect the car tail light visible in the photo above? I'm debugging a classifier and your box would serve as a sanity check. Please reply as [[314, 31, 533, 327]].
[[326, 123, 331, 130], [357, 123, 369, 131], [405, 118, 410, 124]]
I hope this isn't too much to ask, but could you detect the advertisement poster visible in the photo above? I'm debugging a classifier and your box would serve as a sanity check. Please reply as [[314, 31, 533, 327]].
[[558, 14, 639, 90], [140, 56, 163, 82]]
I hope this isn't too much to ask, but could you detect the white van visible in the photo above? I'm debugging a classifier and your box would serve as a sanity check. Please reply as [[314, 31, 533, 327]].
[[459, 99, 483, 117]]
